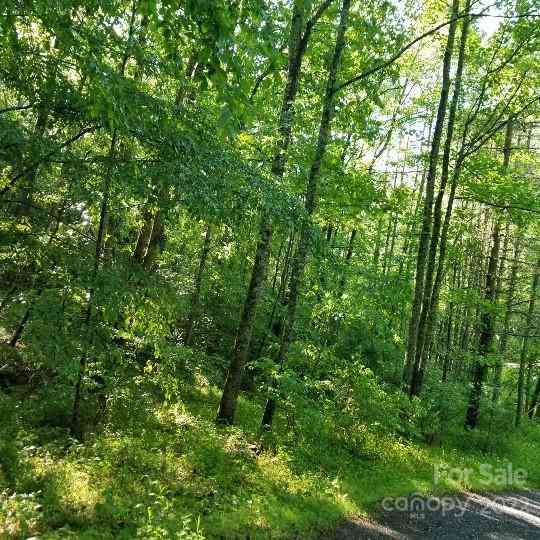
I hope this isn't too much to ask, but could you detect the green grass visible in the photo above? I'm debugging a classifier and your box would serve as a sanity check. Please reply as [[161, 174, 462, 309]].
[[2, 371, 540, 540]]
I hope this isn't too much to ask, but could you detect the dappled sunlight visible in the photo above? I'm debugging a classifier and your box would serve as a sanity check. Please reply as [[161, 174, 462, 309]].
[[2, 377, 540, 538], [0, 1, 538, 537]]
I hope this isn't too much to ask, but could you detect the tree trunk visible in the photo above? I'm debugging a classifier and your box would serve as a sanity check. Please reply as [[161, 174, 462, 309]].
[[412, 0, 471, 383], [142, 210, 165, 270], [339, 229, 357, 289], [492, 234, 520, 403], [8, 294, 40, 347], [372, 215, 384, 269], [71, 130, 118, 438], [403, 0, 460, 389], [465, 221, 501, 429], [185, 224, 213, 346], [0, 286, 17, 316], [516, 256, 540, 426], [6, 202, 65, 346], [261, 0, 351, 430], [464, 119, 513, 428], [441, 266, 458, 381], [216, 0, 328, 424], [529, 377, 540, 419], [17, 107, 48, 215], [132, 207, 155, 263], [382, 215, 398, 276], [254, 231, 296, 361]]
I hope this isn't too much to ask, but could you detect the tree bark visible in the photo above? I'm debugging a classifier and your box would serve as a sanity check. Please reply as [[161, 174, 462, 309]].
[[71, 129, 118, 439], [529, 377, 540, 419], [261, 0, 351, 430], [255, 230, 296, 361], [465, 221, 501, 429], [516, 255, 540, 426], [441, 266, 458, 381], [492, 234, 520, 403], [464, 119, 513, 428], [143, 210, 165, 270], [6, 202, 65, 347], [216, 0, 330, 424], [339, 229, 357, 289], [132, 207, 155, 263], [184, 224, 213, 346], [17, 107, 48, 215], [372, 215, 384, 269], [403, 0, 460, 390], [70, 6, 139, 436], [410, 0, 470, 395], [8, 294, 39, 347]]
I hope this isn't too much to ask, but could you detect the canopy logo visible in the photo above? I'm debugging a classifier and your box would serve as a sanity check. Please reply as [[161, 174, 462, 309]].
[[381, 493, 466, 517]]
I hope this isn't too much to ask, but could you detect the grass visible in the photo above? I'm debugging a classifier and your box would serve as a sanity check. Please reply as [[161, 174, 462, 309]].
[[1, 363, 540, 539]]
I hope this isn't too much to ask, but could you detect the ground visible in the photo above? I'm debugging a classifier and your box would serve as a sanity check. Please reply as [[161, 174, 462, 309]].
[[330, 491, 540, 539], [2, 363, 540, 539]]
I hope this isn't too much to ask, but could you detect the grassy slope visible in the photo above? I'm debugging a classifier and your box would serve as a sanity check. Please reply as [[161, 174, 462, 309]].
[[1, 372, 540, 540]]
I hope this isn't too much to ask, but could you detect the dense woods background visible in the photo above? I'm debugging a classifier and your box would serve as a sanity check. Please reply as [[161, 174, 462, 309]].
[[1, 0, 539, 538]]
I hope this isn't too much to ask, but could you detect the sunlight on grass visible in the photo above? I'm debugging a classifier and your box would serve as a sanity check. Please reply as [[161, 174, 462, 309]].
[[2, 381, 540, 539]]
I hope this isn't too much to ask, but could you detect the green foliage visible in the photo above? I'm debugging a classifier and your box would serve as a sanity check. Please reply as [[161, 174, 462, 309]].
[[0, 0, 539, 538]]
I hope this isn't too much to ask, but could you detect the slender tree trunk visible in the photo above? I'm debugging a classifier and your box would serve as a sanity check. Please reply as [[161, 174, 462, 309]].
[[383, 215, 398, 276], [316, 224, 335, 302], [399, 117, 433, 279], [441, 266, 458, 381], [69, 4, 139, 438], [132, 207, 155, 263], [403, 0, 460, 389], [8, 294, 40, 347], [464, 120, 513, 428], [6, 202, 66, 346], [516, 256, 540, 426], [217, 0, 331, 424], [185, 224, 213, 346], [465, 220, 501, 429], [339, 229, 357, 289], [529, 377, 540, 419], [71, 130, 118, 438], [17, 107, 48, 215], [372, 215, 384, 269], [411, 0, 471, 393], [0, 286, 17, 316], [492, 234, 520, 403], [255, 231, 296, 361], [330, 228, 357, 342], [270, 233, 287, 294], [261, 0, 351, 430], [142, 210, 165, 270]]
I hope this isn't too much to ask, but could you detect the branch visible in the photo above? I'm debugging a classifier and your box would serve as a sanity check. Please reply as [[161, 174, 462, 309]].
[[249, 64, 278, 102], [461, 95, 540, 161], [368, 80, 412, 171], [455, 197, 540, 214], [304, 0, 335, 41], [297, 0, 335, 58], [335, 8, 537, 95], [0, 103, 32, 114], [467, 71, 528, 148], [0, 125, 98, 198]]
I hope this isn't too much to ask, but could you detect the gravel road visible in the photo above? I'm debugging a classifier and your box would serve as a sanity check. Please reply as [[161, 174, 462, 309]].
[[328, 491, 540, 539]]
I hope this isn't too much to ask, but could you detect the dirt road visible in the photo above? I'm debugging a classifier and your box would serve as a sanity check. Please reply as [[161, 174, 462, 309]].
[[329, 491, 540, 539]]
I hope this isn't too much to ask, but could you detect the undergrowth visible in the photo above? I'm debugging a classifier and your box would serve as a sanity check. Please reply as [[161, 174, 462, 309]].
[[1, 347, 539, 539]]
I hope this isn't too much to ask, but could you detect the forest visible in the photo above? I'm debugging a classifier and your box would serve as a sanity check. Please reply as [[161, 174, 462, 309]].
[[1, 0, 540, 538]]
